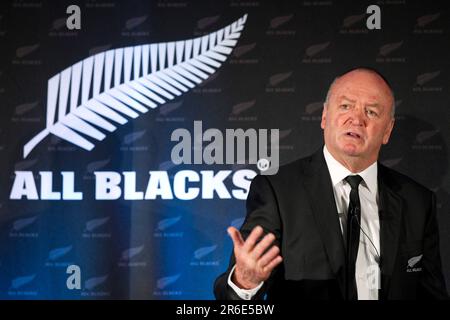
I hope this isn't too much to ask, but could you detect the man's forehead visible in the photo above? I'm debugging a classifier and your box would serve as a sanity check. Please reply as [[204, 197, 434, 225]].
[[339, 69, 386, 82], [336, 94, 382, 105], [331, 75, 392, 101], [334, 71, 391, 92]]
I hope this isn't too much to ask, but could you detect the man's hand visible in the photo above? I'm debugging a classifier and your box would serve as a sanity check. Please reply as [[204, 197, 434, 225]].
[[227, 225, 283, 290]]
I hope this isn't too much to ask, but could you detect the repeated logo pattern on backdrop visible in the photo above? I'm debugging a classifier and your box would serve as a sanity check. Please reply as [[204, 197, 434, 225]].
[[0, 0, 449, 299]]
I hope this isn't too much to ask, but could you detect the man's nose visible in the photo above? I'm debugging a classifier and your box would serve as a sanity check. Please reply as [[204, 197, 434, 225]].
[[349, 105, 365, 126]]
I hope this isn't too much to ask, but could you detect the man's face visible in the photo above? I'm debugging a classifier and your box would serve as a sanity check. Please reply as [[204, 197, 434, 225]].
[[321, 70, 395, 165]]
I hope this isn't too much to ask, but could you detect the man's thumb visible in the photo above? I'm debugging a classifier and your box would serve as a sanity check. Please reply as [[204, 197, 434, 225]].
[[227, 227, 243, 246]]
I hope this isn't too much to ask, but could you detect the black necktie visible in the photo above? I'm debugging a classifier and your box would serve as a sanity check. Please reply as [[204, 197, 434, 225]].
[[345, 174, 363, 300]]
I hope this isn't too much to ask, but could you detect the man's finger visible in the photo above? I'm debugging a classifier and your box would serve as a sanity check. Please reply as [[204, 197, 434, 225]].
[[262, 255, 283, 274], [258, 245, 280, 268], [227, 227, 244, 248], [243, 225, 264, 252], [251, 232, 276, 259]]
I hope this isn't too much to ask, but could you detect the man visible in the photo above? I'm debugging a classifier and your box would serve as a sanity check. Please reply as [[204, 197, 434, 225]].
[[214, 68, 448, 300]]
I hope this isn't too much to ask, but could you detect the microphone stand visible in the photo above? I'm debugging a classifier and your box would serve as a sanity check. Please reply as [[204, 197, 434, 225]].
[[345, 212, 351, 300], [345, 207, 357, 301]]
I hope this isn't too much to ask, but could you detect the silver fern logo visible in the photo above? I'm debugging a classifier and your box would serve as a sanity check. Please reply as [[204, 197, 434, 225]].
[[407, 254, 423, 272], [23, 15, 248, 158]]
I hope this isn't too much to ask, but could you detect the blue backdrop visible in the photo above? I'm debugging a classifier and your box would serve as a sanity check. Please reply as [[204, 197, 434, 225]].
[[0, 0, 449, 299]]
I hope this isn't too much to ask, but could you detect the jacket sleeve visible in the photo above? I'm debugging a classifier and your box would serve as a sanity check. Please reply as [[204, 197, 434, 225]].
[[214, 174, 283, 300], [419, 191, 449, 299]]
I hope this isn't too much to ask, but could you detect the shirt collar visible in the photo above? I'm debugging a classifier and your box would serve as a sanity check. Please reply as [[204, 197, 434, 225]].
[[323, 145, 378, 195]]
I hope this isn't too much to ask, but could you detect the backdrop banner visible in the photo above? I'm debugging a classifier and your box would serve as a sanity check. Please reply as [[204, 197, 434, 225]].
[[0, 0, 449, 299]]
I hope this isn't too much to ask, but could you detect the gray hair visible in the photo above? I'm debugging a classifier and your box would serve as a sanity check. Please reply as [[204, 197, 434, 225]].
[[324, 68, 396, 118]]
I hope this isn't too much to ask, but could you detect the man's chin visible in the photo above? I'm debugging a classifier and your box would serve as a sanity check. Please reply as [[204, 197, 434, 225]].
[[340, 144, 363, 157]]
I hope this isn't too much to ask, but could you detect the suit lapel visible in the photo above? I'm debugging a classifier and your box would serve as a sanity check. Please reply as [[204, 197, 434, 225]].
[[301, 149, 347, 297], [378, 163, 403, 300]]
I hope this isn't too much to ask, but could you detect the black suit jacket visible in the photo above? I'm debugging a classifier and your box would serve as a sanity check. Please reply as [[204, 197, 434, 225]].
[[214, 149, 448, 300]]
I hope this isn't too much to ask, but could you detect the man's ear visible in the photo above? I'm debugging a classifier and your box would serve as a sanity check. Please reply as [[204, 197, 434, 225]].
[[321, 104, 327, 129], [382, 118, 395, 144]]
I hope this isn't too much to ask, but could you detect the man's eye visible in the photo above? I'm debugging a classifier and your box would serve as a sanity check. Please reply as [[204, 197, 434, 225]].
[[366, 109, 378, 117], [340, 104, 350, 109]]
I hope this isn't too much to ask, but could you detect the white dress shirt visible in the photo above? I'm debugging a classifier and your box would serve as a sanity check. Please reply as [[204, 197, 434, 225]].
[[228, 145, 381, 300], [323, 145, 381, 300]]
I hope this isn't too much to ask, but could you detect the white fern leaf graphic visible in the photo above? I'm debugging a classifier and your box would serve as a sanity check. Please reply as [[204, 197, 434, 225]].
[[23, 14, 248, 158], [13, 216, 37, 231], [197, 15, 220, 30], [194, 245, 217, 260], [408, 255, 423, 268], [270, 14, 293, 29], [157, 216, 181, 231], [416, 13, 440, 27], [159, 100, 183, 116], [268, 71, 292, 87], [305, 102, 323, 115], [305, 42, 330, 57], [85, 275, 109, 290], [11, 274, 36, 289], [48, 245, 73, 261], [342, 14, 366, 28], [85, 217, 110, 232], [382, 158, 402, 168], [379, 41, 403, 57], [157, 274, 181, 289], [86, 158, 110, 173], [15, 101, 39, 115], [416, 71, 440, 86], [122, 130, 146, 145], [121, 245, 144, 261], [231, 100, 255, 115], [416, 129, 439, 143], [15, 159, 38, 170], [125, 16, 148, 30]]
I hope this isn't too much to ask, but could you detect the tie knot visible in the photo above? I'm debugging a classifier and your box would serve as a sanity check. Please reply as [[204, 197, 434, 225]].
[[345, 175, 363, 190]]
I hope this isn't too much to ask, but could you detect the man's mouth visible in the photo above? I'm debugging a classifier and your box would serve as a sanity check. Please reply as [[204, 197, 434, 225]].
[[345, 132, 362, 139]]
